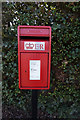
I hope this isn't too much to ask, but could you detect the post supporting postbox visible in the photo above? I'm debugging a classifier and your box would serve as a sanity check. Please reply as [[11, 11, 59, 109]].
[[32, 90, 38, 120]]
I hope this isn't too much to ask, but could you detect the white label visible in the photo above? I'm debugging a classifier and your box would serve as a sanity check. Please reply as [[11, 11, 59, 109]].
[[30, 60, 40, 80], [24, 42, 45, 50]]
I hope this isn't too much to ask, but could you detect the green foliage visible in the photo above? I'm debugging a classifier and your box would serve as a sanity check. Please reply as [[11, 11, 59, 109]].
[[2, 2, 80, 119]]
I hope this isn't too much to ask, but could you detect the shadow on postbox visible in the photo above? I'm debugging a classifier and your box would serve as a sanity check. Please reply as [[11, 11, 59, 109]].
[[18, 26, 51, 89]]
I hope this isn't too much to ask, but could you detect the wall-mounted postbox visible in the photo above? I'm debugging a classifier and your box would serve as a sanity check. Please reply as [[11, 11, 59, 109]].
[[18, 26, 51, 89]]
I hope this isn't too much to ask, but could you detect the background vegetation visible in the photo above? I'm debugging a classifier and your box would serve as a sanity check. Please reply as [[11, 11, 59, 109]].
[[2, 2, 80, 119]]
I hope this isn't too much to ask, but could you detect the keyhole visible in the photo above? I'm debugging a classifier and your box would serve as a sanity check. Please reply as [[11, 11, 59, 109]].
[[25, 70, 27, 72]]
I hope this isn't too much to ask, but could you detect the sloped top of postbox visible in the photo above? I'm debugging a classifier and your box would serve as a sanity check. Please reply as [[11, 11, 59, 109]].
[[18, 26, 51, 37]]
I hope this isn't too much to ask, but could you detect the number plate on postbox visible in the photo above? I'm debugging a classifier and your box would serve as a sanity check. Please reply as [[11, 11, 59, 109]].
[[24, 42, 45, 50]]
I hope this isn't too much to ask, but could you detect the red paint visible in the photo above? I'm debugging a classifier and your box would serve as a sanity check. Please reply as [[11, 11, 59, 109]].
[[18, 26, 51, 89]]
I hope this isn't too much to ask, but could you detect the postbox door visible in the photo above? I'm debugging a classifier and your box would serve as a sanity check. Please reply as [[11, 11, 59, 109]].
[[20, 53, 48, 88]]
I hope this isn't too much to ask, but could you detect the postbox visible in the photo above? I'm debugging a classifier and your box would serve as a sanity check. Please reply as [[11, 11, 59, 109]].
[[18, 26, 51, 89]]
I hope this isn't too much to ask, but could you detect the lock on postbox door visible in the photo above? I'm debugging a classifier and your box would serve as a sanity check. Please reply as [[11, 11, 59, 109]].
[[18, 26, 51, 89]]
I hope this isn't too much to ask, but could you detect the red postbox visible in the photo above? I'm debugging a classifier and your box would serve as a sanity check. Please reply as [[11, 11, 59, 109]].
[[18, 26, 51, 89]]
